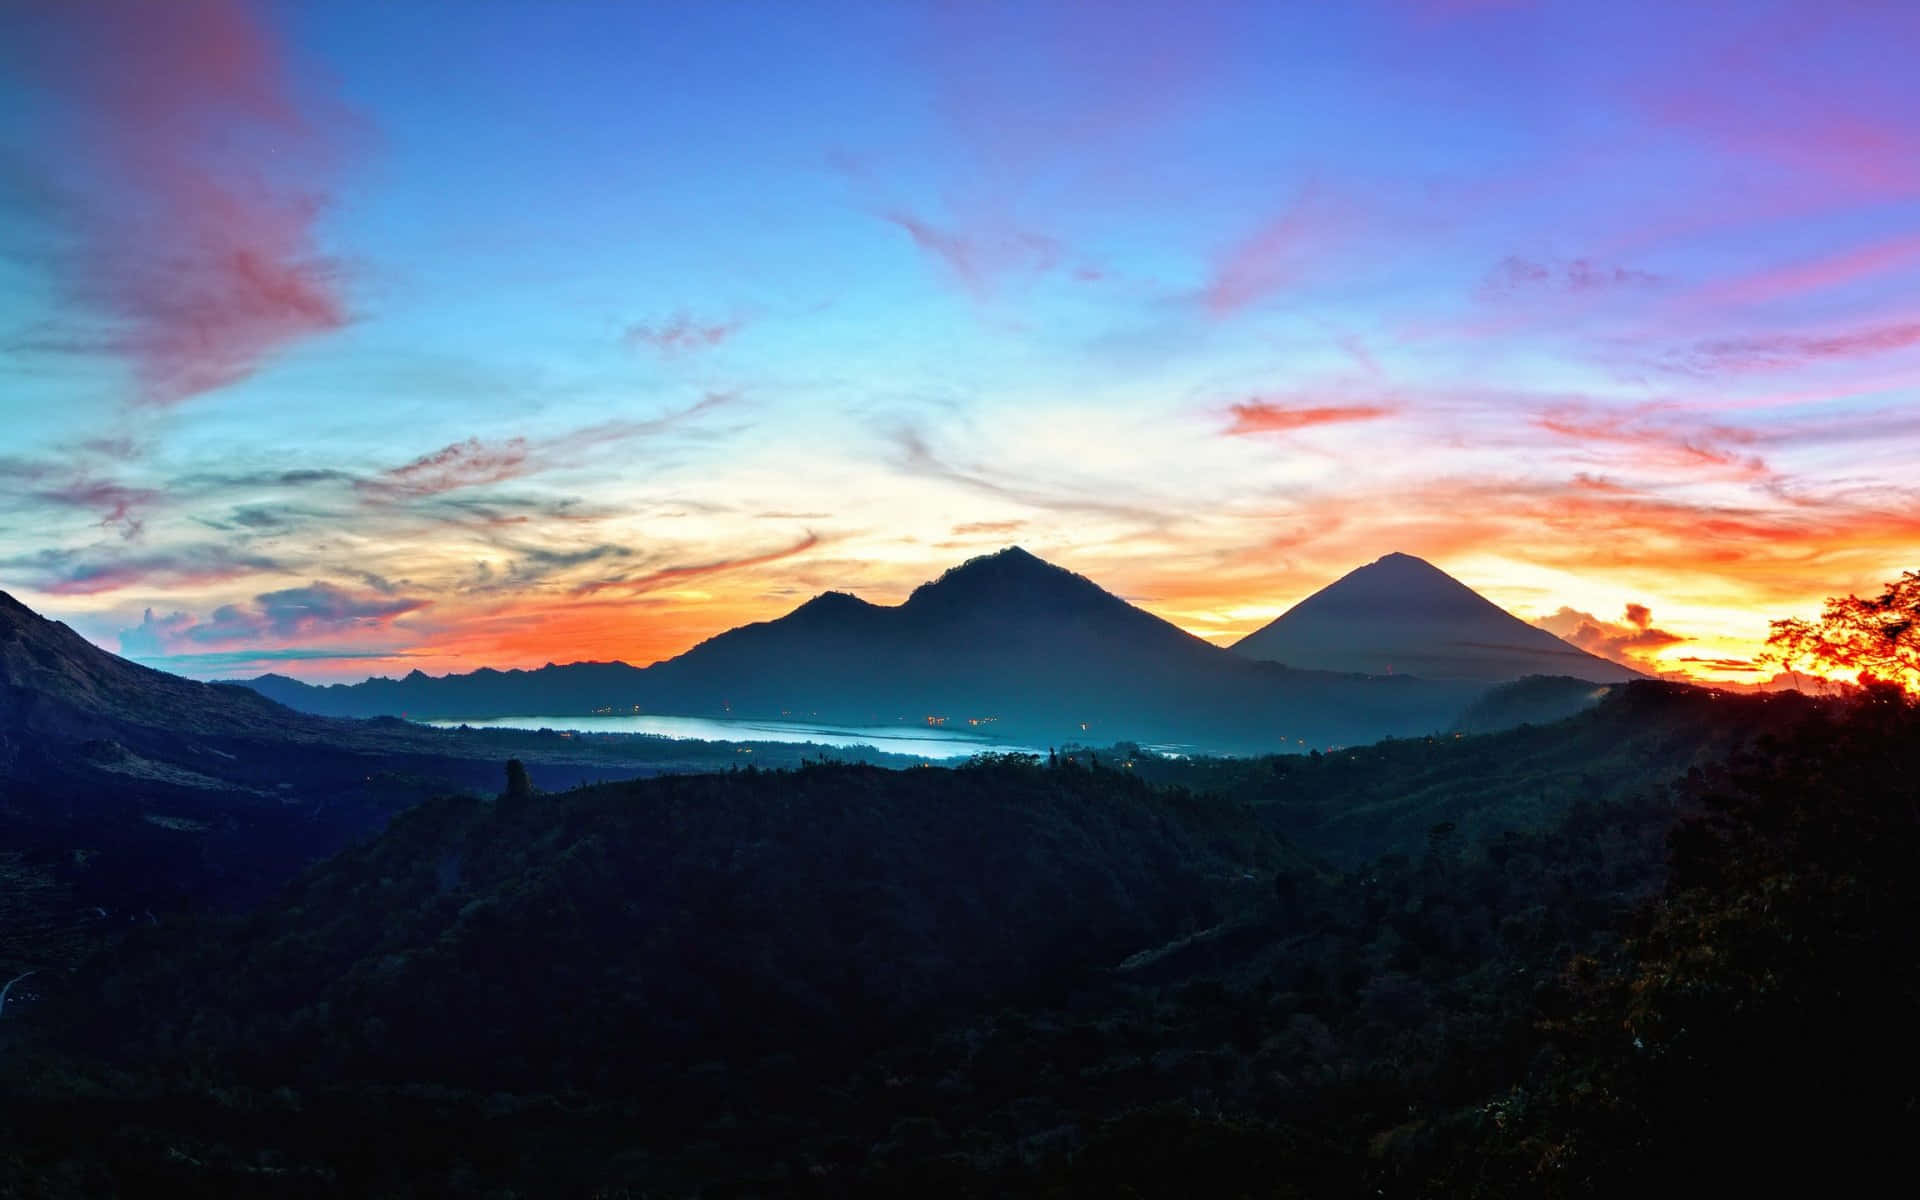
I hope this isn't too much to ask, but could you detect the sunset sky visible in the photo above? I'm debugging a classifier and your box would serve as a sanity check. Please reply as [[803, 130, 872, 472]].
[[1, 0, 1916, 685]]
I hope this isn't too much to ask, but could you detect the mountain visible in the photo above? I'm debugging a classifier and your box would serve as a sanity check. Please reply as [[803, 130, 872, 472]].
[[0, 589, 309, 742], [0, 590, 774, 916], [1231, 552, 1641, 683], [240, 548, 1496, 754]]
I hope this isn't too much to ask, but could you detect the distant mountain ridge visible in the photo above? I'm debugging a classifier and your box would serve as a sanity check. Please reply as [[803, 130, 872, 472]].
[[1, 588, 723, 912], [237, 547, 1501, 754], [1231, 552, 1640, 684]]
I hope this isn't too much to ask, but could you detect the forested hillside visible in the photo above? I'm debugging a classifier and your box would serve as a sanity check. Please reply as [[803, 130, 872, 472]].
[[2, 683, 1913, 1196]]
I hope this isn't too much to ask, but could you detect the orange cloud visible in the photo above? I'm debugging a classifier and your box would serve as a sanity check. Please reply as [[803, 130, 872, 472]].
[[1533, 603, 1685, 673], [1225, 402, 1395, 436]]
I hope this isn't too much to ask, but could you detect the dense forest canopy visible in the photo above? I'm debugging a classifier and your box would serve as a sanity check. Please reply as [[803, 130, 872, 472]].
[[4, 680, 1913, 1195]]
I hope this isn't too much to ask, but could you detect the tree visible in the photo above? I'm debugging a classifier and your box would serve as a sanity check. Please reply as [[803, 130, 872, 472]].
[[504, 758, 534, 801], [1766, 569, 1919, 693]]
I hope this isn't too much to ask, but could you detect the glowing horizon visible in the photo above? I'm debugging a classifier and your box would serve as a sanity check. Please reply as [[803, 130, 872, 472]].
[[1, 0, 1915, 689]]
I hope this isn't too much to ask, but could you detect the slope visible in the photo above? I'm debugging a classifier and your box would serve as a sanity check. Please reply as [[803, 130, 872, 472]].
[[1232, 551, 1639, 683]]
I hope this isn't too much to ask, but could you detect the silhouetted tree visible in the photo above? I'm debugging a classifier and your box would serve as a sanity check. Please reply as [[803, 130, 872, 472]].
[[1766, 569, 1919, 691], [504, 758, 533, 801]]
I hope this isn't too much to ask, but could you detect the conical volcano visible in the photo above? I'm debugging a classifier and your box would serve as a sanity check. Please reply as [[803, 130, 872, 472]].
[[1231, 553, 1640, 683]]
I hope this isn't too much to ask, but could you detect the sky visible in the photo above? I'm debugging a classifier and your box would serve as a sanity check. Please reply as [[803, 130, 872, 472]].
[[0, 0, 1916, 686]]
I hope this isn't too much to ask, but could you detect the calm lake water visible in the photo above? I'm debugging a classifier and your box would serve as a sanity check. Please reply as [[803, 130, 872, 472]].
[[423, 713, 1042, 760]]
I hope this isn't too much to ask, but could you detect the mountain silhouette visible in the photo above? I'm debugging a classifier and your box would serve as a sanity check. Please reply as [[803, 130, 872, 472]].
[[241, 548, 1498, 753], [0, 589, 666, 910], [3, 590, 271, 732], [1231, 552, 1640, 683]]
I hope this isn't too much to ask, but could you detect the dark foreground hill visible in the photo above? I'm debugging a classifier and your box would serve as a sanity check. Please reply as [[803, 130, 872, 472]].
[[1233, 552, 1639, 684], [10, 681, 1911, 1195], [239, 548, 1495, 754]]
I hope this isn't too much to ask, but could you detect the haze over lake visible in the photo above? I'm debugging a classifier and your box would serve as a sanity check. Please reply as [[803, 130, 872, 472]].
[[422, 713, 1043, 760]]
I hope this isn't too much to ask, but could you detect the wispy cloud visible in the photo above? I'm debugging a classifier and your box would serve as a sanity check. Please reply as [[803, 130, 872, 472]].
[[31, 478, 161, 539], [573, 533, 825, 598], [10, 545, 284, 597], [1482, 255, 1661, 298], [359, 397, 732, 502], [880, 209, 1063, 299], [1202, 191, 1344, 317], [892, 427, 1167, 524], [371, 437, 533, 498], [1679, 320, 1920, 374], [1531, 402, 1768, 476], [623, 312, 745, 356], [1696, 232, 1920, 309]]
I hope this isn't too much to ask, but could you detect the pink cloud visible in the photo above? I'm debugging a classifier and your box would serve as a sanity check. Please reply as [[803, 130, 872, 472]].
[[1683, 320, 1920, 374], [1698, 233, 1920, 309], [33, 479, 161, 538], [623, 312, 745, 356], [13, 0, 355, 405], [1532, 404, 1769, 477], [880, 210, 1063, 299], [1203, 192, 1344, 317], [372, 437, 533, 498]]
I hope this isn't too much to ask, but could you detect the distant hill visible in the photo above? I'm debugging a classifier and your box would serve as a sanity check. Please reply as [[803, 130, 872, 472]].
[[1232, 552, 1640, 683], [237, 548, 1495, 754], [0, 590, 785, 914]]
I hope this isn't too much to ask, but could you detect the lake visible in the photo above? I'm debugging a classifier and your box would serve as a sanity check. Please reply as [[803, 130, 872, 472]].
[[422, 713, 1044, 760]]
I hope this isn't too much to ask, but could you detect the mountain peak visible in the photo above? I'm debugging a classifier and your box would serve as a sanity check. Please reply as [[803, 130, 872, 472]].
[[793, 590, 872, 614], [781, 590, 880, 629], [1372, 550, 1440, 569], [905, 546, 1113, 616], [1232, 554, 1641, 684], [1296, 552, 1505, 618]]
